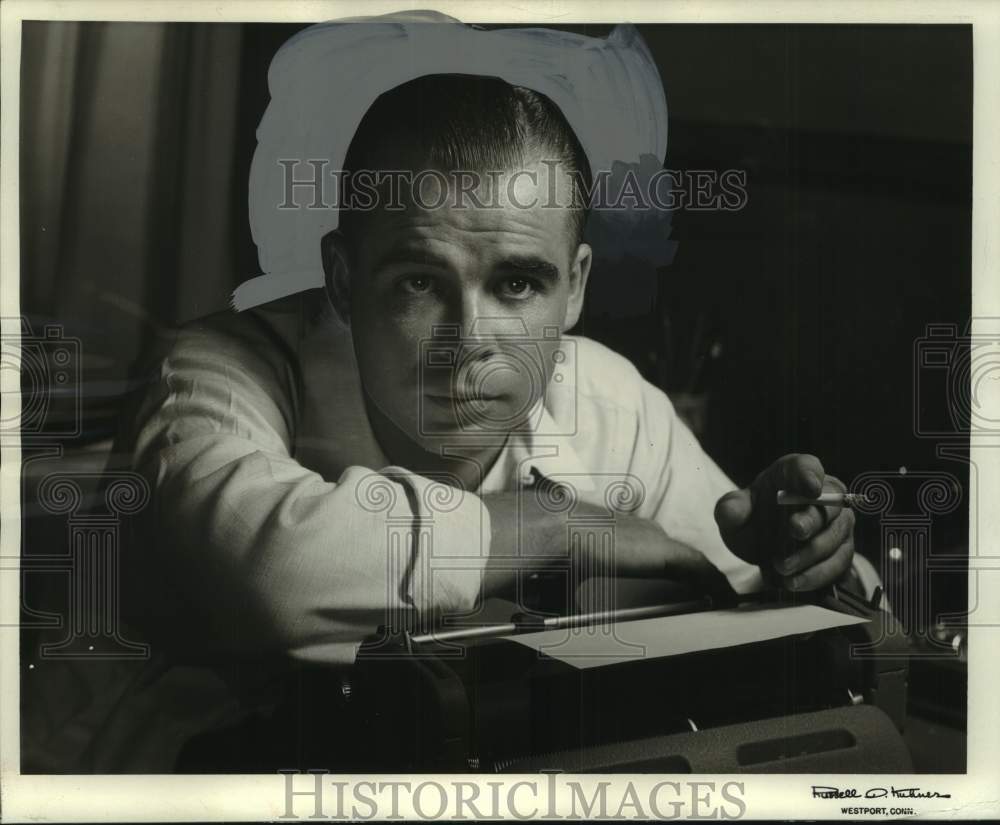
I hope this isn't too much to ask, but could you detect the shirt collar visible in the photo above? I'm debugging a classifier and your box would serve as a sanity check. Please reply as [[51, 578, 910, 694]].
[[477, 398, 594, 495]]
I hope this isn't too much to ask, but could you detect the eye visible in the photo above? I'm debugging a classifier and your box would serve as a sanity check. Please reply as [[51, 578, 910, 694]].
[[397, 274, 435, 296], [497, 276, 540, 300]]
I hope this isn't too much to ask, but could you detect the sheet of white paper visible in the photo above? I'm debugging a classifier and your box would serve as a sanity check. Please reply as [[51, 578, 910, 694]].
[[505, 603, 869, 669]]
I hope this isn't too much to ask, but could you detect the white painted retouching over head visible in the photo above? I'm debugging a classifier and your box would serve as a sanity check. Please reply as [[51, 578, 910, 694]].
[[234, 10, 670, 312]]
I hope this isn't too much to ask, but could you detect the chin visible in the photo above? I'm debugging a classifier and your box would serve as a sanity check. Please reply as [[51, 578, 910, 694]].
[[413, 415, 516, 453]]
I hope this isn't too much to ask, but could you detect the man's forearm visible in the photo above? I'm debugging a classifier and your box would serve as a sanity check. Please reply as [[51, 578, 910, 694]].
[[481, 492, 567, 600], [480, 492, 731, 602]]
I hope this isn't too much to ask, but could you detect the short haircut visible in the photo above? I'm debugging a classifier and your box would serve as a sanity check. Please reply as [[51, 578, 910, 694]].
[[338, 73, 592, 247]]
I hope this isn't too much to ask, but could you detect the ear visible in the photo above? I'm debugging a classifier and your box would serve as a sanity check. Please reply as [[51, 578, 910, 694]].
[[320, 229, 352, 325], [562, 242, 592, 332]]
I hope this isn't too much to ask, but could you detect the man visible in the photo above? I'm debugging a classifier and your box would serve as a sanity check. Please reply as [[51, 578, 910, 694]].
[[99, 18, 868, 771]]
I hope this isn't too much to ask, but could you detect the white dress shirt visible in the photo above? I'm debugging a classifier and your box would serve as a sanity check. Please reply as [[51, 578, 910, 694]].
[[83, 291, 763, 770]]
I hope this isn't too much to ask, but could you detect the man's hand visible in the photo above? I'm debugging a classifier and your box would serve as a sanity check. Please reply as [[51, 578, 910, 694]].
[[482, 491, 735, 603], [713, 454, 856, 591]]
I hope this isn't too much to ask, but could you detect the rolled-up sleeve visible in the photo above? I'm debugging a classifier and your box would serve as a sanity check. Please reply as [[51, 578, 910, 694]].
[[122, 320, 490, 665]]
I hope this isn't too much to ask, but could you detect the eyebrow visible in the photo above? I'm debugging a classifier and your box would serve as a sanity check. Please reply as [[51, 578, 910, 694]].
[[370, 250, 561, 282], [493, 256, 561, 282], [370, 248, 453, 274]]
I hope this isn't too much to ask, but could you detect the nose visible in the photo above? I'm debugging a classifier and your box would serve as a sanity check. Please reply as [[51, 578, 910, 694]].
[[455, 290, 529, 348], [457, 290, 484, 341]]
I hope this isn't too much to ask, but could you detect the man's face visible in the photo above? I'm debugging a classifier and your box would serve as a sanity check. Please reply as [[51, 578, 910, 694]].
[[326, 158, 591, 456]]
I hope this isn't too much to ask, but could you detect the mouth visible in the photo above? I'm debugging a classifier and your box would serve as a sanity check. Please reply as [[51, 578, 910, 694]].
[[424, 392, 505, 408]]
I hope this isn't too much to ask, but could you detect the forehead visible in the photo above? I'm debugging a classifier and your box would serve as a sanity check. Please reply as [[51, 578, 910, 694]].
[[352, 160, 579, 271]]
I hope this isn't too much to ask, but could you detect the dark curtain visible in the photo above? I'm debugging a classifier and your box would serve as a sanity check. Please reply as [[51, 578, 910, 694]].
[[20, 21, 244, 441], [18, 21, 244, 772]]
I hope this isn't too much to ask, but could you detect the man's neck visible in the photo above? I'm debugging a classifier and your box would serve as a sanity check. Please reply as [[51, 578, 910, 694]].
[[362, 394, 507, 491]]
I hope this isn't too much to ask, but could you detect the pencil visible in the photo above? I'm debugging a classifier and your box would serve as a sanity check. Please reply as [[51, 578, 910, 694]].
[[776, 490, 869, 507]]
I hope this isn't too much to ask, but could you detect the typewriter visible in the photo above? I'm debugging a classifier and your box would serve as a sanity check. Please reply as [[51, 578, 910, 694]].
[[181, 577, 911, 774]]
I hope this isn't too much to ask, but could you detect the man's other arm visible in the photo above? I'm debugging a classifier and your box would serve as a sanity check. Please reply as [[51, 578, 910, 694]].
[[630, 370, 765, 595], [632, 371, 858, 595]]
